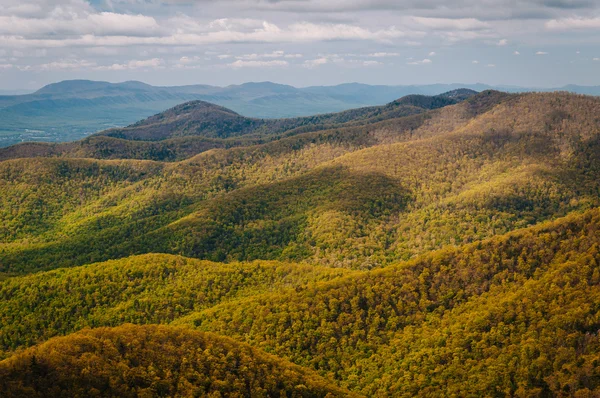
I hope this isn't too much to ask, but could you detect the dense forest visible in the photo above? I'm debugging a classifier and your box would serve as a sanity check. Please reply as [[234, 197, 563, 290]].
[[1, 89, 600, 396], [0, 324, 357, 397]]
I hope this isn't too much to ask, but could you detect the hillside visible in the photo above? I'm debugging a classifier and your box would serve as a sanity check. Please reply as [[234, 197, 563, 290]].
[[1, 91, 599, 274], [1, 208, 598, 396], [0, 89, 476, 161], [3, 79, 600, 148], [180, 208, 600, 396], [0, 80, 479, 147], [0, 254, 353, 355], [1, 89, 600, 396], [0, 324, 357, 397]]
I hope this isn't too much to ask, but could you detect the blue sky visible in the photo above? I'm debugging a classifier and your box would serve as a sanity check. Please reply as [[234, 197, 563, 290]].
[[0, 0, 599, 90]]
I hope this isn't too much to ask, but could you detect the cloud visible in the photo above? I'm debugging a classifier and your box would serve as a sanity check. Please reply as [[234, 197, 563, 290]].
[[472, 60, 479, 64], [96, 58, 165, 70], [0, 20, 413, 49], [303, 57, 329, 68], [244, 0, 598, 20], [411, 17, 489, 30], [497, 39, 508, 46], [368, 52, 400, 57], [514, 51, 520, 55], [179, 56, 201, 65], [594, 57, 599, 61], [428, 51, 436, 56], [486, 63, 496, 67], [536, 51, 548, 55], [407, 58, 432, 65], [228, 59, 288, 68], [361, 60, 383, 66], [546, 17, 600, 30], [17, 59, 97, 71], [0, 12, 164, 37], [235, 51, 291, 60]]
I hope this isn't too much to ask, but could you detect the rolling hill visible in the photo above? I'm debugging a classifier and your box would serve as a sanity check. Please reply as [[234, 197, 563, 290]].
[[0, 324, 357, 397], [0, 89, 476, 162], [1, 88, 600, 396], [3, 79, 600, 148], [0, 80, 475, 147]]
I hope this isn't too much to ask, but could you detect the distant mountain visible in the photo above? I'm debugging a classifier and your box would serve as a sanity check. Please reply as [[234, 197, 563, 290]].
[[0, 89, 478, 161], [1, 79, 600, 148]]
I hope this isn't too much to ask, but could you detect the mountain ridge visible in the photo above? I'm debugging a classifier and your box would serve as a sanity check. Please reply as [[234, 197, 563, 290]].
[[1, 87, 600, 396], [0, 89, 480, 161], [3, 79, 600, 147]]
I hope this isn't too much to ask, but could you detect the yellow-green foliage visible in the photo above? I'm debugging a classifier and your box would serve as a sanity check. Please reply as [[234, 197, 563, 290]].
[[0, 324, 358, 398], [1, 91, 600, 396], [1, 92, 600, 275], [178, 209, 600, 396], [0, 254, 352, 357]]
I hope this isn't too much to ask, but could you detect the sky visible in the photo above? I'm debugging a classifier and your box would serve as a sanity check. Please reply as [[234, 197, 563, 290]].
[[0, 0, 600, 90]]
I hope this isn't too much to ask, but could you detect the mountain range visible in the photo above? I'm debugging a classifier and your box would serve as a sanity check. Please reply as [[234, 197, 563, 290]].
[[1, 88, 600, 396], [2, 79, 600, 148]]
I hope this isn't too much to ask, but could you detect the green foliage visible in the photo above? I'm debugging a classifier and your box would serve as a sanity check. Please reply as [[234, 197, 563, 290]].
[[0, 254, 352, 357], [179, 208, 600, 396], [1, 91, 600, 396], [0, 324, 358, 397], [2, 93, 600, 273]]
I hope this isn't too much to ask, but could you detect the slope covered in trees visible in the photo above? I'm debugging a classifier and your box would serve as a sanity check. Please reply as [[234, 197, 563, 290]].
[[1, 91, 599, 274], [1, 89, 600, 396], [0, 324, 357, 397], [180, 208, 600, 396], [0, 89, 477, 162], [0, 254, 352, 357], [1, 208, 599, 396]]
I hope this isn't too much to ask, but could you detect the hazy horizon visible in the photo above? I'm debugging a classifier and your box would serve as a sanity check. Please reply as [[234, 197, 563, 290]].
[[4, 78, 600, 94]]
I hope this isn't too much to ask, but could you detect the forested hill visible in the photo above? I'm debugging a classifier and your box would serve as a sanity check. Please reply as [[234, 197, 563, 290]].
[[0, 324, 358, 397], [0, 89, 479, 162], [1, 89, 600, 396]]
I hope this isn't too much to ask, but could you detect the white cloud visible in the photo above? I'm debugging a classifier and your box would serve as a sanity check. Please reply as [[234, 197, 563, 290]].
[[0, 20, 412, 49], [513, 51, 520, 55], [368, 52, 400, 57], [362, 60, 382, 66], [179, 56, 200, 65], [407, 58, 432, 65], [263, 50, 285, 58], [303, 57, 329, 68], [235, 51, 289, 60], [486, 63, 495, 67], [411, 17, 489, 31], [228, 59, 288, 68], [497, 39, 508, 46], [0, 63, 13, 69], [536, 51, 548, 55], [18, 59, 97, 71], [0, 12, 163, 37], [284, 22, 409, 42], [472, 60, 479, 64], [428, 51, 436, 56], [594, 58, 599, 61], [546, 17, 600, 30], [96, 58, 165, 70]]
